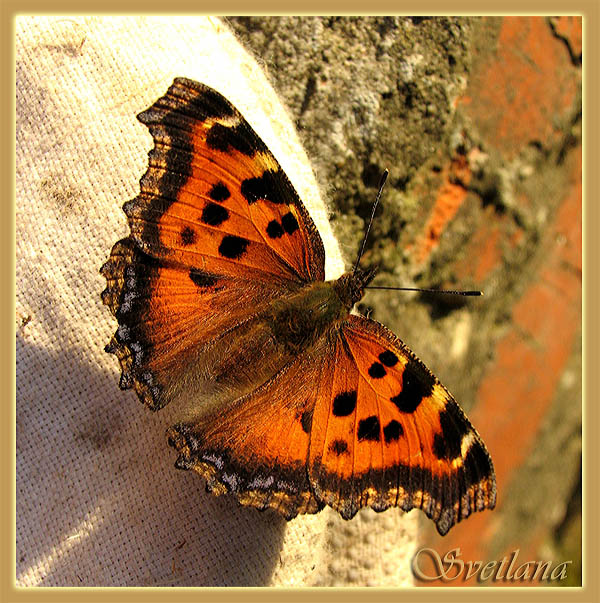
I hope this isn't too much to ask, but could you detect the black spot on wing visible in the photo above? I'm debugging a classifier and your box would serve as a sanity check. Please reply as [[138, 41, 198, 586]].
[[433, 433, 450, 460], [281, 211, 299, 234], [357, 416, 380, 441], [201, 202, 229, 226], [266, 212, 299, 240], [218, 235, 249, 259], [329, 439, 349, 455], [332, 391, 357, 417], [189, 269, 218, 288], [379, 350, 398, 367], [133, 82, 237, 229], [241, 169, 291, 205], [390, 359, 435, 413], [209, 181, 231, 202], [368, 362, 386, 378], [180, 226, 196, 246], [206, 122, 268, 157], [300, 409, 313, 434], [433, 401, 470, 460], [266, 220, 284, 239], [463, 440, 493, 484], [383, 420, 403, 443]]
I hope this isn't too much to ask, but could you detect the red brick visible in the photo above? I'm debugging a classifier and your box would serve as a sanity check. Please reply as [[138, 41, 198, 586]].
[[454, 209, 507, 285], [462, 17, 579, 157], [550, 16, 582, 59], [411, 156, 471, 265]]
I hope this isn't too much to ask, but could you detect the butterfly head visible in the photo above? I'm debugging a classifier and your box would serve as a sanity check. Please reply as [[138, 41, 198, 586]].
[[333, 267, 377, 311]]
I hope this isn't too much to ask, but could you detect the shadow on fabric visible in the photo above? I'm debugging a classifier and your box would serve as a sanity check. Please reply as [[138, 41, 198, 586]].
[[16, 336, 287, 586]]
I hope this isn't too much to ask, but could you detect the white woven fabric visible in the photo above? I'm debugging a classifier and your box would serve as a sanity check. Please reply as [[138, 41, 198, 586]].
[[16, 16, 417, 587]]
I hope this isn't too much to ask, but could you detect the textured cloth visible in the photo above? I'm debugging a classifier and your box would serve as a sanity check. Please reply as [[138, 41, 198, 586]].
[[16, 16, 417, 586]]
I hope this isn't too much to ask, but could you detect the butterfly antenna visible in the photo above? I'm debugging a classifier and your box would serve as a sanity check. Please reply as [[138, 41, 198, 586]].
[[354, 169, 481, 297], [366, 285, 483, 296], [353, 169, 389, 274]]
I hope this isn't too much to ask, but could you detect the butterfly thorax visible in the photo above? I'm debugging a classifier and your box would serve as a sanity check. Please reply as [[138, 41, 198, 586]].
[[332, 267, 377, 309], [265, 268, 376, 354]]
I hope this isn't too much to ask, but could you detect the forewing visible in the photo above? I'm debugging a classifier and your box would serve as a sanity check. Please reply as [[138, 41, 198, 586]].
[[101, 78, 326, 410], [124, 77, 325, 284]]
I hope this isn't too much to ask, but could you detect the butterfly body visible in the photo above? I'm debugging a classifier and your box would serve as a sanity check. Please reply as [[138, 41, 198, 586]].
[[264, 268, 376, 354], [101, 78, 496, 535]]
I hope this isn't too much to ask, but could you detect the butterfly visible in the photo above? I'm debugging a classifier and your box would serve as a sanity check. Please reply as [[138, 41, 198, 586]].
[[101, 77, 496, 535]]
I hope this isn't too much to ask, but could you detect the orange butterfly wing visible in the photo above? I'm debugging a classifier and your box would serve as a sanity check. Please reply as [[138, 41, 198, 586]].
[[166, 343, 329, 519], [101, 78, 325, 410], [126, 78, 324, 283], [308, 315, 496, 535]]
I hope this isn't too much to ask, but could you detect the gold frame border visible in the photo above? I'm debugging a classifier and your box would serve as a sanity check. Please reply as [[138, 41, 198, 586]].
[[5, 5, 596, 602]]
